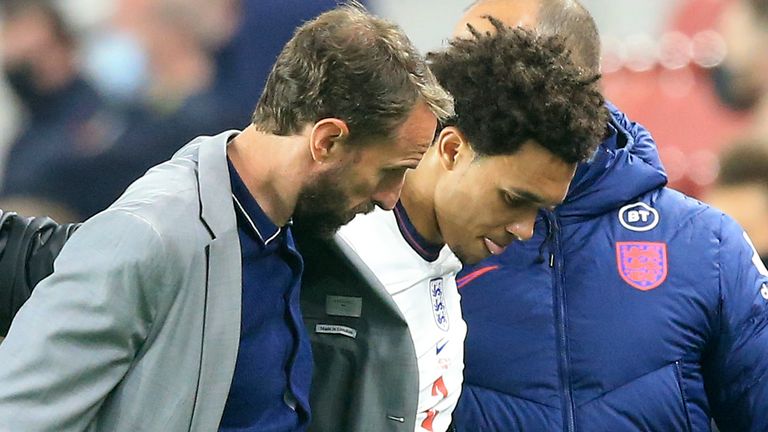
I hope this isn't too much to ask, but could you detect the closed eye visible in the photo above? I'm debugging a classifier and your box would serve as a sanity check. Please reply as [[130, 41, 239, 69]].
[[503, 191, 556, 211], [385, 167, 409, 177], [379, 167, 409, 186], [503, 193, 527, 209]]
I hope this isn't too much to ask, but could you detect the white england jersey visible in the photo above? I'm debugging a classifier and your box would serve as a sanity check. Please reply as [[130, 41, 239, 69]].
[[337, 204, 466, 432]]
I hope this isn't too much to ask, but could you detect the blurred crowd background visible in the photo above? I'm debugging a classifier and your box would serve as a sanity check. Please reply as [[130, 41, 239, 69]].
[[1, 0, 767, 260]]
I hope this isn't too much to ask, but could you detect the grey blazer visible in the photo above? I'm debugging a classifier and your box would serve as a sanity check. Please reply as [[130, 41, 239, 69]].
[[0, 131, 245, 431], [299, 235, 420, 432]]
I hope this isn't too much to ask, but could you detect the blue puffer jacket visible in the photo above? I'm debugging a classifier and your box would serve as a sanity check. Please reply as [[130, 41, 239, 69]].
[[454, 104, 768, 432]]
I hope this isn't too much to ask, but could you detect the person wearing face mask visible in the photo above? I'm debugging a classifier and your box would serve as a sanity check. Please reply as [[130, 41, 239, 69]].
[[50, 0, 235, 219], [0, 0, 113, 215]]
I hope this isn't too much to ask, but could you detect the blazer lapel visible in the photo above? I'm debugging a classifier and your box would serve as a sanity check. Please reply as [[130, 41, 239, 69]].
[[188, 131, 243, 431]]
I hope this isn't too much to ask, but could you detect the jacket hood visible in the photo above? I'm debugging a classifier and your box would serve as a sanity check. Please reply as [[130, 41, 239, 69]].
[[556, 102, 668, 224]]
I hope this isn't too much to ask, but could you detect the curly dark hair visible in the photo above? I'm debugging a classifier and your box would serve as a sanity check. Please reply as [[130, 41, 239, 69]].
[[427, 17, 608, 163]]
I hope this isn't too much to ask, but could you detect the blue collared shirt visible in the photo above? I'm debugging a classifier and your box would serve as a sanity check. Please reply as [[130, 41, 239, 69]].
[[219, 158, 312, 431]]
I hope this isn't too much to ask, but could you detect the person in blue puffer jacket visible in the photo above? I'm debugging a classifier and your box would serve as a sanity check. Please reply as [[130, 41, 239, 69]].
[[454, 1, 768, 431]]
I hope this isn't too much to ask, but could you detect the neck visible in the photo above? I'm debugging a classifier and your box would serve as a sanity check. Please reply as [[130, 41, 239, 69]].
[[399, 150, 443, 244], [227, 124, 309, 226]]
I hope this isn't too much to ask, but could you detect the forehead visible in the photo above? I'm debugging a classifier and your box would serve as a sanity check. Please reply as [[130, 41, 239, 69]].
[[350, 102, 437, 167], [362, 102, 437, 163], [474, 140, 576, 204], [394, 101, 438, 150]]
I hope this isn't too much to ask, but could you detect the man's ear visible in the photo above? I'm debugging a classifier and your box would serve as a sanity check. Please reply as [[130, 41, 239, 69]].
[[309, 118, 350, 163], [436, 126, 473, 171]]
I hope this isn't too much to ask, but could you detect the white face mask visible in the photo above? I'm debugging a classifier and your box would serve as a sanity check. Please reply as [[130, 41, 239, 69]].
[[83, 30, 149, 103]]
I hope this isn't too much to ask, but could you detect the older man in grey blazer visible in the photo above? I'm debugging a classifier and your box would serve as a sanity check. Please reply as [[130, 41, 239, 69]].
[[0, 4, 453, 431]]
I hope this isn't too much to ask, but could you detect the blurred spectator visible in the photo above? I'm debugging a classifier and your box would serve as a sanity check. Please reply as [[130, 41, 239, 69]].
[[705, 141, 768, 263], [0, 0, 113, 218], [716, 0, 768, 111], [600, 0, 753, 198], [718, 0, 768, 140], [43, 0, 236, 218]]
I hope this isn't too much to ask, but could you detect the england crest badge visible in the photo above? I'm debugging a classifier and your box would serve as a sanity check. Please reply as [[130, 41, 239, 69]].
[[429, 278, 450, 331], [616, 242, 668, 291]]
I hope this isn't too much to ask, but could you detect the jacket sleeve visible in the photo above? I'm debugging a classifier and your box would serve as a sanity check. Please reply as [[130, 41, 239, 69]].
[[0, 209, 79, 336], [0, 209, 168, 431], [704, 214, 768, 431]]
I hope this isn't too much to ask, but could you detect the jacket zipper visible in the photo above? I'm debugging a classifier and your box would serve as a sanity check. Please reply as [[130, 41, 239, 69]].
[[548, 212, 576, 432]]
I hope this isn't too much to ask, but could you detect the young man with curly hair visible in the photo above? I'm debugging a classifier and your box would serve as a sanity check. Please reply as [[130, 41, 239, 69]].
[[453, 1, 768, 431], [304, 19, 606, 432]]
